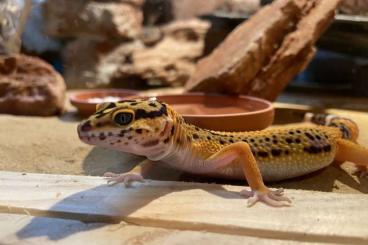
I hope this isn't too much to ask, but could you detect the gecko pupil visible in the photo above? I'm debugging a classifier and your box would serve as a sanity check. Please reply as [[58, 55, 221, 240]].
[[114, 112, 133, 126]]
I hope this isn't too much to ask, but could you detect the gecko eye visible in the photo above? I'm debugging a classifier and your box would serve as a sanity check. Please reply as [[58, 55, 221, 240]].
[[113, 112, 133, 126]]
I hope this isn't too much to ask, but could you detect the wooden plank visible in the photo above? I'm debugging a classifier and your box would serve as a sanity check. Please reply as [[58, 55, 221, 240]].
[[0, 213, 310, 245], [0, 171, 368, 244]]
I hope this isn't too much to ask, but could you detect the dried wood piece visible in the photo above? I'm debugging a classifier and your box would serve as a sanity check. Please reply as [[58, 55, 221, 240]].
[[185, 0, 301, 94], [2, 213, 310, 245], [1, 171, 368, 243], [186, 0, 340, 101], [248, 0, 341, 100]]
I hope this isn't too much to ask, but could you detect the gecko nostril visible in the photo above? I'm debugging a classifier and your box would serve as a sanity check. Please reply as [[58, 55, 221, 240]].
[[80, 121, 92, 132]]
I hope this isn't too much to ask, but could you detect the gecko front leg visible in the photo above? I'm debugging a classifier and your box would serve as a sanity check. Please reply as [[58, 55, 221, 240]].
[[104, 159, 154, 186], [205, 142, 291, 207]]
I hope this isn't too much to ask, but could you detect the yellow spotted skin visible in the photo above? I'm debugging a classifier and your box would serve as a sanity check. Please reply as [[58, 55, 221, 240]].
[[78, 99, 354, 182], [176, 123, 341, 181]]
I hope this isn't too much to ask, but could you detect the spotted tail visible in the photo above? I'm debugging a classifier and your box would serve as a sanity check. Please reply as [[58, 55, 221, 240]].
[[304, 113, 359, 142]]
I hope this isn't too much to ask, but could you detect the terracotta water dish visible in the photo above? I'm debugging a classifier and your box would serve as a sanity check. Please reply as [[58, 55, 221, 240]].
[[69, 89, 138, 116], [129, 93, 274, 132]]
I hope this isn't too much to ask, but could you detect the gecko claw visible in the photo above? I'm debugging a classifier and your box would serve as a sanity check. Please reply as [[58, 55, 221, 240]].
[[240, 188, 291, 207], [103, 172, 144, 187]]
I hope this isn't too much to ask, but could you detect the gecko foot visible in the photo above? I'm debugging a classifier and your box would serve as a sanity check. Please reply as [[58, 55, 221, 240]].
[[103, 172, 144, 187], [240, 188, 291, 207]]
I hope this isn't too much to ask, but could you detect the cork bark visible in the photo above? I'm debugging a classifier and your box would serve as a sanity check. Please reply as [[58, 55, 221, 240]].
[[186, 0, 341, 101]]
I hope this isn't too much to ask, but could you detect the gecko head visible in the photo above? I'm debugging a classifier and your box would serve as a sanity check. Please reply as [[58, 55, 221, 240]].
[[77, 98, 176, 158]]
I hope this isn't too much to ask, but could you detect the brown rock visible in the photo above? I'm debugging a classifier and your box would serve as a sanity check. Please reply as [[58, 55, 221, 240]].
[[42, 0, 143, 39], [186, 0, 340, 101], [63, 19, 210, 88], [63, 38, 145, 88], [0, 55, 66, 116], [131, 19, 211, 86]]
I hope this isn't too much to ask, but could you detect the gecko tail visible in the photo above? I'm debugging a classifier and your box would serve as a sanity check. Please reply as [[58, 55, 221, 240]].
[[304, 113, 359, 141]]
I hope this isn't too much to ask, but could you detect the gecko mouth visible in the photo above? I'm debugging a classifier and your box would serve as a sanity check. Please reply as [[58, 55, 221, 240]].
[[78, 131, 116, 141]]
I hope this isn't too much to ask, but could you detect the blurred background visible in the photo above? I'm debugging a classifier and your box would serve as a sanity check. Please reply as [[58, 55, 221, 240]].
[[1, 0, 368, 95]]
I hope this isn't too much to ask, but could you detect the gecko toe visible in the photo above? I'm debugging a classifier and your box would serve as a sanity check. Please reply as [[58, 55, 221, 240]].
[[273, 188, 284, 196], [269, 192, 292, 203], [262, 195, 290, 207], [103, 172, 144, 186], [103, 172, 118, 177], [243, 188, 292, 207]]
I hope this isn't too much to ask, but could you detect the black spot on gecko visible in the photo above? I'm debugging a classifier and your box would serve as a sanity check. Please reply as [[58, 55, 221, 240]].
[[149, 102, 157, 107], [289, 131, 294, 135], [316, 135, 321, 140], [229, 139, 234, 143], [257, 151, 269, 157], [135, 128, 143, 134], [305, 132, 314, 140], [304, 146, 322, 154], [323, 145, 331, 152], [99, 133, 106, 140], [285, 150, 290, 155], [119, 130, 127, 137], [134, 104, 167, 120], [271, 149, 281, 156], [285, 138, 293, 144], [295, 138, 301, 144], [242, 139, 248, 143], [127, 136, 133, 140], [193, 134, 199, 139], [142, 139, 159, 147], [272, 139, 278, 144], [130, 102, 138, 106], [265, 137, 270, 142], [207, 136, 211, 140], [219, 140, 225, 145]]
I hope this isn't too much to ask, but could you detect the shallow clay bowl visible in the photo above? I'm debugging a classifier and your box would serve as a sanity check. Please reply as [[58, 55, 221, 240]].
[[129, 93, 274, 132], [69, 89, 138, 116]]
